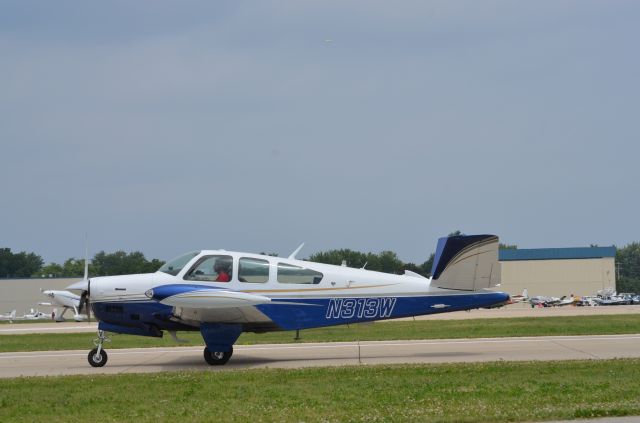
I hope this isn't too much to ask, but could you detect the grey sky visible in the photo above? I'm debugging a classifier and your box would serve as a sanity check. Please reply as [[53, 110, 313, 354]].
[[1, 1, 639, 265]]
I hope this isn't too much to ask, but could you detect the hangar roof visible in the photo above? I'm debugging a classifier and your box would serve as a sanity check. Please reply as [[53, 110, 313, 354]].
[[499, 246, 616, 261]]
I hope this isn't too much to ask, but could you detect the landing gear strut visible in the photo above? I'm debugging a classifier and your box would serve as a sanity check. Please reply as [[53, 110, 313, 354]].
[[204, 346, 233, 365], [88, 330, 110, 367]]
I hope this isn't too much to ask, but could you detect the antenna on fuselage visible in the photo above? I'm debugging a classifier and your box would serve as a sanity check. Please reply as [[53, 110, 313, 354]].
[[288, 243, 305, 259]]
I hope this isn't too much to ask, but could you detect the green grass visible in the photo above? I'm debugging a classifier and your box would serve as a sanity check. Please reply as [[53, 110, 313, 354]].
[[1, 314, 640, 352], [1, 359, 640, 422]]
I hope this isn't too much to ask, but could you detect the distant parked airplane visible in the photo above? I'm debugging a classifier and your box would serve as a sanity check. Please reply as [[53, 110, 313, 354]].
[[39, 254, 90, 322], [39, 289, 87, 322], [0, 310, 16, 322], [20, 309, 49, 320]]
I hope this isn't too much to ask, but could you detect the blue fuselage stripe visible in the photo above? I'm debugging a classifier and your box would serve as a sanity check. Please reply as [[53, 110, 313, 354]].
[[256, 292, 509, 330], [93, 292, 509, 333]]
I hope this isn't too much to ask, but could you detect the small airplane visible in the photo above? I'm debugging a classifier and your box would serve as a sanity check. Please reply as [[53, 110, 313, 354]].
[[39, 290, 88, 322], [20, 309, 49, 320], [528, 294, 577, 308], [67, 234, 509, 367], [0, 310, 16, 323], [508, 289, 528, 304], [39, 253, 90, 322]]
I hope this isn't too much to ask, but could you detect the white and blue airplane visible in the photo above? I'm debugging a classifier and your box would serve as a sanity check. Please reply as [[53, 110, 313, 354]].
[[68, 234, 509, 367]]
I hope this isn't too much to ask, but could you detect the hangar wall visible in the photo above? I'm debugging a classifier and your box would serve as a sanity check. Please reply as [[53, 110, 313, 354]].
[[499, 247, 616, 297], [0, 278, 81, 315]]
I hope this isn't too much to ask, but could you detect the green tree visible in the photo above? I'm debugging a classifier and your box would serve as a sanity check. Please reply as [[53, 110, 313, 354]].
[[0, 248, 43, 277], [617, 242, 640, 293], [308, 249, 369, 268], [40, 263, 64, 277], [420, 253, 435, 277], [499, 243, 517, 250], [92, 251, 164, 276], [62, 258, 85, 276], [308, 249, 414, 275], [377, 250, 404, 274]]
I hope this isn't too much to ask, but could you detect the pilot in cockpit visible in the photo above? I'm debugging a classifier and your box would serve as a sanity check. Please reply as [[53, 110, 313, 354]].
[[214, 258, 231, 282]]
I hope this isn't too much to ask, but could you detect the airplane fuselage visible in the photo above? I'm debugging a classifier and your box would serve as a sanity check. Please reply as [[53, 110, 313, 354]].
[[89, 250, 508, 336]]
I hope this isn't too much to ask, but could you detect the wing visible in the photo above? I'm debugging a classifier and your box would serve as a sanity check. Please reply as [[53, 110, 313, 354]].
[[146, 284, 276, 330], [149, 284, 271, 309]]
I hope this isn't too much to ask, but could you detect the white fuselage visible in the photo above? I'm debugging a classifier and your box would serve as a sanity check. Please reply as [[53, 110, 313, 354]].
[[90, 250, 450, 305]]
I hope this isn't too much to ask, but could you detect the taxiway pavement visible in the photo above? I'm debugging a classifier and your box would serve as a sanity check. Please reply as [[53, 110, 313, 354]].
[[2, 333, 640, 378]]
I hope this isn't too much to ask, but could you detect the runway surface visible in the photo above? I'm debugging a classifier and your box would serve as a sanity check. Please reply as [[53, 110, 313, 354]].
[[2, 333, 640, 378]]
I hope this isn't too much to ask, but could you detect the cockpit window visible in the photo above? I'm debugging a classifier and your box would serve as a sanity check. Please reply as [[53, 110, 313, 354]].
[[158, 251, 200, 276], [184, 255, 233, 283], [277, 263, 323, 284]]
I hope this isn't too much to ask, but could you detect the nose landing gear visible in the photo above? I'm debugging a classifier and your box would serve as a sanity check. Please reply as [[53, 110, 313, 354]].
[[88, 330, 110, 367]]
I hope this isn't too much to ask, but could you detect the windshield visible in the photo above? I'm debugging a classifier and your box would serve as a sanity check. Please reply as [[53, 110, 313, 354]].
[[158, 251, 200, 276]]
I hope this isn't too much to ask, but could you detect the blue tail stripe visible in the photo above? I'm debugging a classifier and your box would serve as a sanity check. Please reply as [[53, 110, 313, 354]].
[[430, 234, 496, 280]]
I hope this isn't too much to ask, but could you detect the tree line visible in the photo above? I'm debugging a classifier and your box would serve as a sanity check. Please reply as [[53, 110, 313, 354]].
[[0, 249, 163, 278], [1, 241, 640, 293]]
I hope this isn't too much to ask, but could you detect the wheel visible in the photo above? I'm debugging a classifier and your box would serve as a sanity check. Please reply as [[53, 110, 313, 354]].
[[203, 346, 233, 365], [88, 348, 108, 367]]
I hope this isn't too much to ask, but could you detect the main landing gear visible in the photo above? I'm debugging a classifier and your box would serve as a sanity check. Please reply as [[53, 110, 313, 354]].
[[200, 323, 241, 366], [88, 330, 110, 367], [203, 346, 233, 365]]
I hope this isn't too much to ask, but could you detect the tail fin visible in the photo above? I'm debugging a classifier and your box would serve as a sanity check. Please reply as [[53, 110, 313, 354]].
[[431, 234, 500, 291]]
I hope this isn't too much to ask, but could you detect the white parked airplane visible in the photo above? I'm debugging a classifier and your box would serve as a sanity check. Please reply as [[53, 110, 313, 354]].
[[39, 290, 87, 322], [40, 254, 90, 322], [67, 234, 509, 367], [20, 309, 49, 320], [0, 310, 16, 322]]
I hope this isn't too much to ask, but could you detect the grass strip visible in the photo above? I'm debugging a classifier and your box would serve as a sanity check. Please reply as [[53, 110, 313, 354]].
[[1, 359, 640, 422], [1, 314, 640, 352]]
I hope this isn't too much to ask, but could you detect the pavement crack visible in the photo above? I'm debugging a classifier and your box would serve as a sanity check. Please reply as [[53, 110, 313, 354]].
[[549, 340, 600, 359]]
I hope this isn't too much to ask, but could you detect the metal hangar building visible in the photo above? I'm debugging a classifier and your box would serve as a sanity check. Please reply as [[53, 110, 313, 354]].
[[498, 246, 617, 297]]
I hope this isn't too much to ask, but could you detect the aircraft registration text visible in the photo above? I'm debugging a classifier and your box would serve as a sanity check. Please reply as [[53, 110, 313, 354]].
[[325, 297, 397, 319]]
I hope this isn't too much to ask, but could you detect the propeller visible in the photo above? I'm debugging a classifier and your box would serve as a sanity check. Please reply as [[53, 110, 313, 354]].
[[86, 277, 91, 323], [83, 241, 91, 322], [65, 236, 93, 322], [76, 237, 91, 322]]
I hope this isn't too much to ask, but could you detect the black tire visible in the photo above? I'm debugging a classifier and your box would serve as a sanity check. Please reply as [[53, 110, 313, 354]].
[[88, 348, 108, 367], [204, 346, 233, 365]]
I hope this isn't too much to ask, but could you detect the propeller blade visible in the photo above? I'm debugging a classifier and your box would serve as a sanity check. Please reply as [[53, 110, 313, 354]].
[[84, 233, 90, 322], [87, 278, 91, 323]]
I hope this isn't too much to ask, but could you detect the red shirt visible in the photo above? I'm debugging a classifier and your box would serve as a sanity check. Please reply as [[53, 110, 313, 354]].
[[216, 272, 230, 282]]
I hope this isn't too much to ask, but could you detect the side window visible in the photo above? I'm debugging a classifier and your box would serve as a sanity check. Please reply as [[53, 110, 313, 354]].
[[184, 255, 233, 282], [277, 263, 323, 284], [238, 258, 270, 283]]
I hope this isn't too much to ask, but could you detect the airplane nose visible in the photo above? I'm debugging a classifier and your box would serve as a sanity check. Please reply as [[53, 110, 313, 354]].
[[66, 279, 89, 291]]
